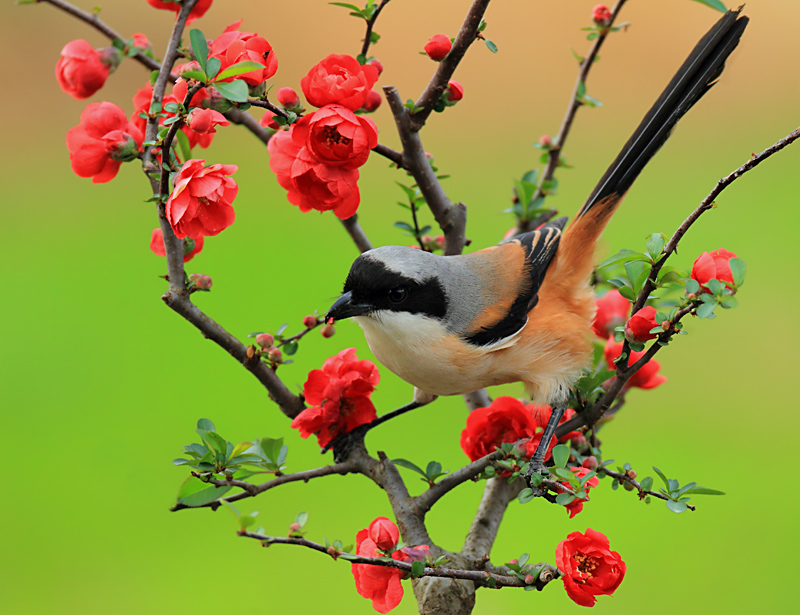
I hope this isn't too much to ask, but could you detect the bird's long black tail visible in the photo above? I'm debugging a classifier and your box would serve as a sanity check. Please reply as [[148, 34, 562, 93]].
[[576, 7, 749, 219]]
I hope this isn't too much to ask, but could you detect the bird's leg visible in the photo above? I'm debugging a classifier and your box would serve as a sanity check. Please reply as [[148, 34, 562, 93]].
[[322, 389, 437, 459], [527, 404, 566, 478]]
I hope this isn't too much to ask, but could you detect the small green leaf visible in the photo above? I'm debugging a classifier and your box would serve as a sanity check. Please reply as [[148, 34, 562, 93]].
[[640, 476, 653, 492], [552, 444, 570, 468], [518, 488, 535, 504], [393, 458, 428, 478], [179, 70, 207, 82], [555, 492, 575, 506], [618, 285, 636, 301], [189, 29, 209, 74], [685, 278, 701, 294], [598, 249, 649, 270], [691, 0, 727, 13], [213, 79, 249, 103], [426, 461, 442, 477], [652, 466, 670, 490], [329, 2, 361, 10], [645, 233, 665, 260], [205, 57, 221, 80], [283, 340, 299, 356], [295, 511, 309, 527], [411, 560, 425, 578], [683, 487, 725, 496], [485, 39, 498, 53], [215, 60, 266, 82], [197, 418, 215, 432], [666, 499, 689, 514], [576, 80, 586, 100], [729, 257, 746, 287], [696, 301, 717, 319], [176, 476, 232, 507], [393, 221, 415, 234]]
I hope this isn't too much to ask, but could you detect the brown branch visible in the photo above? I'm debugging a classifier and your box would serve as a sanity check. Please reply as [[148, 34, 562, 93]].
[[170, 460, 358, 511], [340, 215, 374, 253], [372, 142, 406, 168], [159, 82, 205, 195], [39, 0, 163, 73], [517, 0, 628, 233], [240, 532, 556, 589], [225, 108, 272, 145], [384, 86, 466, 255], [600, 467, 696, 512], [412, 0, 492, 127], [246, 98, 289, 117], [360, 0, 391, 58]]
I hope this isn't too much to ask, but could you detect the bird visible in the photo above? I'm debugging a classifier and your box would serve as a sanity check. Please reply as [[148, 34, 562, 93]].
[[326, 8, 749, 469]]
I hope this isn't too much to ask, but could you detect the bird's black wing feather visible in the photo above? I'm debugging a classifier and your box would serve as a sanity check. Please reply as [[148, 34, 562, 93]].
[[466, 218, 567, 346]]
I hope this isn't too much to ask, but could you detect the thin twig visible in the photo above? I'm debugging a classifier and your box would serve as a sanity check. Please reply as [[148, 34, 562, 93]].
[[412, 0, 492, 127], [340, 215, 374, 253], [225, 108, 272, 145], [600, 467, 696, 511], [517, 0, 628, 233], [240, 532, 558, 589], [158, 82, 205, 196], [372, 142, 406, 168], [171, 460, 358, 511], [360, 0, 391, 58]]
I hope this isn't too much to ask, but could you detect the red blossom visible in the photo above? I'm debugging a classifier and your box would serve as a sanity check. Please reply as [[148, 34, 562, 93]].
[[591, 289, 630, 338], [624, 306, 659, 343], [133, 83, 214, 149], [362, 90, 382, 112], [604, 338, 667, 390], [592, 4, 613, 26], [555, 528, 626, 607], [460, 396, 557, 464], [446, 80, 464, 102], [188, 273, 213, 290], [352, 530, 403, 614], [268, 128, 362, 219], [690, 248, 738, 291], [424, 34, 452, 60], [165, 159, 238, 240], [209, 22, 278, 86], [367, 58, 384, 75], [301, 54, 379, 111], [130, 33, 152, 55], [56, 40, 110, 100], [290, 347, 379, 448], [368, 517, 399, 552], [293, 105, 378, 169], [561, 467, 600, 519], [145, 0, 213, 23], [173, 76, 211, 108], [186, 108, 230, 135], [66, 101, 143, 184], [276, 87, 300, 107], [149, 228, 204, 262]]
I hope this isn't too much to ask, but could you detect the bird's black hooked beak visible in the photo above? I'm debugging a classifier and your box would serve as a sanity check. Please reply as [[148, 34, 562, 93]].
[[326, 291, 373, 321]]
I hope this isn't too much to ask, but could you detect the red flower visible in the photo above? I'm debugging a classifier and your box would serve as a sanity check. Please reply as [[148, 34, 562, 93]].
[[66, 102, 143, 183], [424, 34, 452, 61], [130, 33, 152, 55], [690, 248, 738, 291], [186, 108, 230, 135], [368, 517, 399, 552], [56, 40, 110, 100], [293, 105, 378, 169], [149, 228, 204, 263], [209, 22, 278, 86], [291, 347, 379, 448], [624, 305, 659, 343], [165, 159, 238, 239], [145, 0, 213, 23], [555, 528, 626, 607], [592, 289, 630, 338], [301, 54, 379, 111], [367, 58, 384, 75], [446, 80, 464, 102], [460, 396, 556, 463], [561, 467, 600, 519], [268, 128, 361, 219], [592, 5, 613, 26], [604, 338, 667, 390], [173, 76, 211, 108], [276, 87, 300, 107]]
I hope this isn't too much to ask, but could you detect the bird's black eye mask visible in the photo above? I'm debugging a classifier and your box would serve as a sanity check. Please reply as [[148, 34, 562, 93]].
[[342, 257, 447, 319]]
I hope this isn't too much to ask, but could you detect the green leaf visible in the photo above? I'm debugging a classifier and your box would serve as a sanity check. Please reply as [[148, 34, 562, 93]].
[[706, 278, 724, 296], [425, 461, 442, 477], [329, 2, 361, 10], [215, 60, 266, 82], [666, 499, 689, 514], [283, 340, 299, 356], [176, 476, 232, 507], [576, 80, 586, 100], [652, 466, 670, 490], [552, 444, 570, 468], [618, 285, 636, 301], [393, 221, 415, 234], [691, 0, 727, 13], [411, 560, 425, 578], [518, 488, 535, 504], [370, 31, 381, 44], [696, 301, 717, 319], [683, 487, 725, 496], [189, 29, 209, 74], [624, 260, 649, 292], [597, 249, 649, 269], [685, 278, 701, 294], [719, 295, 738, 309], [295, 511, 309, 527], [555, 492, 575, 506], [645, 233, 665, 260], [197, 418, 215, 432], [205, 57, 221, 80], [729, 257, 746, 287], [485, 39, 498, 53], [213, 79, 250, 103], [393, 458, 428, 478], [640, 476, 653, 492], [180, 70, 207, 82]]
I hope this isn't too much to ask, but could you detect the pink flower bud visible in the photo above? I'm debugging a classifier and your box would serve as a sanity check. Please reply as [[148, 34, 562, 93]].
[[538, 135, 552, 148], [289, 522, 302, 532], [186, 108, 230, 135], [624, 306, 659, 343], [508, 559, 519, 566], [255, 333, 274, 348], [268, 347, 283, 363], [367, 58, 384, 75], [130, 33, 153, 56], [320, 323, 335, 338], [277, 87, 300, 107], [525, 574, 535, 584], [581, 456, 599, 470], [188, 273, 212, 290], [302, 315, 317, 329], [446, 80, 464, 102], [424, 34, 452, 61], [177, 60, 202, 76], [368, 517, 399, 551], [593, 4, 612, 26], [362, 89, 382, 112]]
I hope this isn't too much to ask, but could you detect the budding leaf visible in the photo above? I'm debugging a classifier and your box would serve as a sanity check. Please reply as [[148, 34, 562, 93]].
[[485, 39, 498, 53], [295, 511, 309, 527], [411, 560, 425, 578]]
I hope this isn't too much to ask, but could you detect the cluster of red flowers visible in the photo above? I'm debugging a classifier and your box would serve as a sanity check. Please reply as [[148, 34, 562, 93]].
[[352, 517, 429, 613], [291, 347, 380, 448], [268, 54, 380, 220]]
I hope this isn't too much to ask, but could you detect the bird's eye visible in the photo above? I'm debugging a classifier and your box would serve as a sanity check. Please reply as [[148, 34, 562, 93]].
[[388, 286, 408, 304]]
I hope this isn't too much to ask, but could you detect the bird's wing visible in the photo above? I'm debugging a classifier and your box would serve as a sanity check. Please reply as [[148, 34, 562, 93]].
[[464, 218, 567, 347]]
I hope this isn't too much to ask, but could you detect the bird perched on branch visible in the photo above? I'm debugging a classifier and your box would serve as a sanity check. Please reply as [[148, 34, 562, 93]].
[[327, 9, 748, 469]]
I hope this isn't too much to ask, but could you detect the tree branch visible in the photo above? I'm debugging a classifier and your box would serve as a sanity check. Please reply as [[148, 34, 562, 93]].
[[170, 460, 358, 511], [517, 0, 628, 233], [600, 467, 696, 511], [412, 0, 492, 127], [239, 532, 557, 589], [360, 0, 391, 58], [340, 214, 373, 253]]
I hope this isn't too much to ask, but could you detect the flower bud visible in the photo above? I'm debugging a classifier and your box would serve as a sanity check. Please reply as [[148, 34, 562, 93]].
[[570, 434, 587, 449], [623, 481, 636, 491], [581, 455, 599, 470], [320, 323, 335, 338], [130, 33, 153, 56], [626, 469, 637, 480], [592, 4, 612, 26], [255, 333, 274, 348], [188, 273, 213, 290], [538, 135, 552, 148], [624, 306, 659, 343], [367, 58, 384, 75], [268, 347, 283, 363], [302, 315, 318, 329], [362, 89, 382, 112], [525, 574, 535, 584], [424, 34, 452, 61], [508, 559, 519, 566], [327, 545, 340, 559], [97, 46, 123, 73], [289, 522, 302, 532], [277, 86, 300, 107], [110, 133, 141, 162], [368, 517, 399, 551], [177, 60, 202, 77], [446, 80, 464, 102]]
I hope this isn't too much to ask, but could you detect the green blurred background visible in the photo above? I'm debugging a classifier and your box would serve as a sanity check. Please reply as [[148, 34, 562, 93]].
[[2, 1, 798, 613]]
